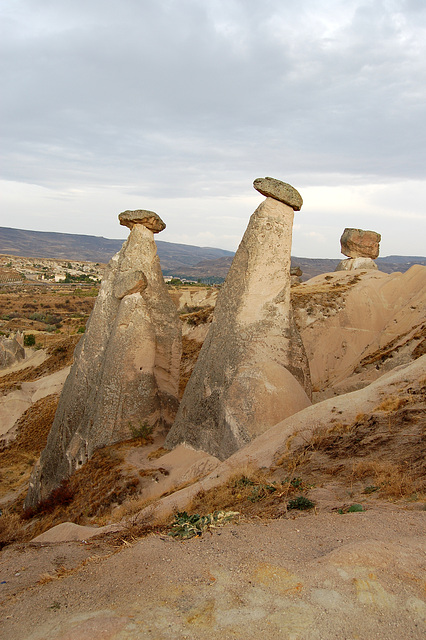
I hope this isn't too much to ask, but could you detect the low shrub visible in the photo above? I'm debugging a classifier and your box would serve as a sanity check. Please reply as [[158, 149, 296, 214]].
[[24, 334, 36, 347], [287, 496, 315, 511]]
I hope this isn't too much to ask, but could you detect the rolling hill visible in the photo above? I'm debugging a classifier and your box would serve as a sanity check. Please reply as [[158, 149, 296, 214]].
[[0, 226, 425, 281]]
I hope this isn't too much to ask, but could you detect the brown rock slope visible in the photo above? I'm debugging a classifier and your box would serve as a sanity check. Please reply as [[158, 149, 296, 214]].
[[137, 354, 426, 524], [292, 265, 426, 398]]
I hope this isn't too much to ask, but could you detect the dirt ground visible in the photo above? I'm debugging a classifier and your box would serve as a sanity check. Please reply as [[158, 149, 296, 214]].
[[0, 507, 425, 640]]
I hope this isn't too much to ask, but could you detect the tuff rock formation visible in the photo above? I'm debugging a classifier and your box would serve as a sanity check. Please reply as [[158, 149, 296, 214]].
[[253, 177, 303, 210], [336, 227, 381, 272], [335, 256, 378, 271], [340, 228, 381, 259], [165, 178, 312, 461], [290, 265, 303, 285], [25, 210, 181, 509], [0, 332, 25, 369]]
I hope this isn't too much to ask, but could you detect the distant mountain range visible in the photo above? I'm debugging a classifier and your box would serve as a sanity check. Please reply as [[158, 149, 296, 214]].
[[0, 226, 425, 282]]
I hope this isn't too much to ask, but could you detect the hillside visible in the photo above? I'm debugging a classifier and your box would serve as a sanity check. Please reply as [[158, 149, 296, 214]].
[[1, 226, 425, 281], [0, 226, 233, 273]]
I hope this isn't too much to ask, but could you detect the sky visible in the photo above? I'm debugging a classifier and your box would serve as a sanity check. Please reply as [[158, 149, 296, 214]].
[[1, 0, 425, 258]]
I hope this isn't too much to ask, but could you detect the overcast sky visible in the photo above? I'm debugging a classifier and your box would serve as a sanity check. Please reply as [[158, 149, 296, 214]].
[[1, 0, 425, 258]]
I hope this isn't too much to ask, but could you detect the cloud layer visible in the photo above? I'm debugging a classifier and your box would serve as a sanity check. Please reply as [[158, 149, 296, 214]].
[[1, 0, 425, 257]]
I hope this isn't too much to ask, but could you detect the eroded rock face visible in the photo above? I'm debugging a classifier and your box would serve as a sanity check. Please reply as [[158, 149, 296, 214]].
[[340, 228, 381, 259], [0, 333, 25, 369], [165, 186, 311, 461], [25, 215, 181, 509], [335, 257, 378, 271]]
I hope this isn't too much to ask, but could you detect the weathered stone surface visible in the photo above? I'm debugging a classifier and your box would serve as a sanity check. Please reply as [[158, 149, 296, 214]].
[[340, 228, 381, 259], [253, 177, 303, 211], [25, 221, 181, 509], [113, 270, 147, 299], [335, 257, 378, 272], [0, 333, 25, 369], [165, 195, 311, 461], [119, 209, 166, 232]]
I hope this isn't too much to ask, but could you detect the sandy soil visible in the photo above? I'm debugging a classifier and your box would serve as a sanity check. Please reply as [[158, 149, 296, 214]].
[[0, 507, 425, 640]]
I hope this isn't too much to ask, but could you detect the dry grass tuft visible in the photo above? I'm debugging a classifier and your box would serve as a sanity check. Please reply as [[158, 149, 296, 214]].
[[189, 469, 314, 521], [291, 276, 361, 318], [180, 306, 214, 326], [110, 495, 154, 522], [179, 336, 203, 397], [0, 394, 58, 458], [375, 395, 410, 412], [357, 322, 426, 369], [351, 460, 422, 498], [37, 573, 58, 585], [0, 335, 81, 394], [148, 447, 169, 460], [274, 387, 425, 501], [0, 512, 22, 550], [16, 444, 142, 541]]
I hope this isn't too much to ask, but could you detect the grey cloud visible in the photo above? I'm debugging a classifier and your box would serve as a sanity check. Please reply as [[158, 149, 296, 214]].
[[1, 0, 425, 196]]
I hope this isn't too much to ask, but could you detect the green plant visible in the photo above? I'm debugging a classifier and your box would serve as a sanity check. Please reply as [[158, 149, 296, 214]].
[[363, 485, 379, 494], [128, 421, 153, 440], [248, 483, 277, 502], [168, 510, 239, 539], [347, 503, 364, 512], [235, 475, 256, 487], [77, 326, 85, 333], [287, 496, 315, 511], [24, 334, 36, 347]]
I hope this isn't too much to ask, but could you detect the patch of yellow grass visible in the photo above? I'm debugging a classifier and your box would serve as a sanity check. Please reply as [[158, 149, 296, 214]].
[[147, 447, 168, 460], [351, 460, 422, 498], [37, 573, 57, 585], [0, 512, 22, 550], [375, 396, 409, 412]]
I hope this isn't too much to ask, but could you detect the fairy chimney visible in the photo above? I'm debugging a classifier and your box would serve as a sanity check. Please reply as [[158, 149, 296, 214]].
[[165, 178, 311, 461], [25, 210, 181, 509]]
